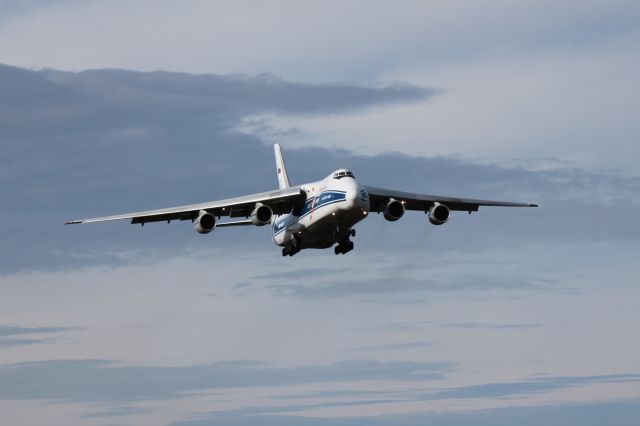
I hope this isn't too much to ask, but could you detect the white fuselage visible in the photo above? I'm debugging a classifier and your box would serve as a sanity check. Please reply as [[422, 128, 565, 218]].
[[272, 171, 369, 249]]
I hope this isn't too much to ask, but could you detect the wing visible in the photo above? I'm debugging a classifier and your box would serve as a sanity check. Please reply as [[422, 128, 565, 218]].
[[65, 187, 304, 225], [364, 186, 538, 213]]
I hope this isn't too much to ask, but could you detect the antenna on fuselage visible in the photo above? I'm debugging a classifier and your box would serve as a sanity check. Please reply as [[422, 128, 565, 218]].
[[274, 143, 291, 189]]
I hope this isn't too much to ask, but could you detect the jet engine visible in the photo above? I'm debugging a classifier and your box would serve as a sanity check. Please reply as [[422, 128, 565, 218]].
[[428, 202, 450, 225], [383, 199, 405, 221], [194, 210, 216, 234], [250, 203, 273, 226]]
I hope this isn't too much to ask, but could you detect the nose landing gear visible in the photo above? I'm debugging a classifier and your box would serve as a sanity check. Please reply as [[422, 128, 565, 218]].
[[282, 235, 301, 257], [282, 244, 301, 257]]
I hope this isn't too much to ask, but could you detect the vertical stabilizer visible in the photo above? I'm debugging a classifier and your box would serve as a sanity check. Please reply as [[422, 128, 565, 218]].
[[274, 143, 291, 189]]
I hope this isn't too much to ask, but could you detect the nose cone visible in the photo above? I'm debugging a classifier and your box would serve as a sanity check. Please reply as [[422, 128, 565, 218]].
[[345, 180, 369, 211], [344, 179, 359, 203]]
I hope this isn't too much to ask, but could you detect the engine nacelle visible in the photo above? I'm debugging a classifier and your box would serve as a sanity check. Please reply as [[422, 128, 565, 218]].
[[194, 210, 216, 234], [383, 199, 405, 221], [250, 203, 273, 226], [429, 202, 450, 225]]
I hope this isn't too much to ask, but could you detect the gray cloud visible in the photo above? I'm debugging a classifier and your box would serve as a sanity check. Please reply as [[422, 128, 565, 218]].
[[0, 0, 67, 24], [171, 399, 640, 426], [343, 341, 432, 353], [1, 1, 638, 82], [423, 374, 640, 401], [0, 359, 453, 403], [383, 321, 543, 331], [0, 337, 59, 347], [0, 325, 75, 347], [0, 64, 433, 139], [0, 325, 72, 337], [81, 405, 149, 418], [171, 374, 640, 422], [255, 274, 552, 301], [270, 374, 640, 406], [183, 398, 403, 420], [436, 322, 542, 330], [4, 355, 632, 423]]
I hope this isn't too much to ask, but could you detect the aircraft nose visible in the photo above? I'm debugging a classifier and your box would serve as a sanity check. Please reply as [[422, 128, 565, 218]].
[[345, 181, 359, 202], [345, 180, 367, 209]]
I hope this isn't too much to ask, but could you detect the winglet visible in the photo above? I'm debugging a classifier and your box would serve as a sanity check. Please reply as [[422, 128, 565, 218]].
[[274, 143, 291, 189]]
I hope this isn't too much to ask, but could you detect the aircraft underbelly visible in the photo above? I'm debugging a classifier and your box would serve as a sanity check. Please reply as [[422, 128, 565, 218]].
[[300, 206, 365, 249]]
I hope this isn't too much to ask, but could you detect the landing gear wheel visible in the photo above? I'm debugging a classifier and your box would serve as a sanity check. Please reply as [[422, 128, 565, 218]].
[[334, 239, 354, 255], [350, 229, 356, 237], [282, 248, 288, 257]]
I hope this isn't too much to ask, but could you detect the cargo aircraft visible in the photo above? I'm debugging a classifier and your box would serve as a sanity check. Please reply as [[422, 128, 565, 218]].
[[66, 144, 537, 256]]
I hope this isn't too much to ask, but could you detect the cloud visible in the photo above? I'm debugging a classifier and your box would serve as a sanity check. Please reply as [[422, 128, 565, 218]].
[[383, 321, 543, 331], [171, 399, 640, 426], [0, 325, 72, 337], [267, 374, 640, 406], [169, 375, 640, 421], [0, 1, 637, 80], [4, 352, 636, 424], [423, 374, 640, 401], [0, 64, 432, 139], [343, 341, 432, 353], [259, 276, 537, 300], [1, 1, 637, 174], [0, 325, 75, 347], [0, 338, 60, 347], [265, 33, 640, 172], [242, 256, 562, 300], [81, 405, 149, 418], [0, 359, 453, 402]]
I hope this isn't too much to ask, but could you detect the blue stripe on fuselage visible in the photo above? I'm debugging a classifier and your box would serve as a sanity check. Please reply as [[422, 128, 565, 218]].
[[272, 190, 347, 236]]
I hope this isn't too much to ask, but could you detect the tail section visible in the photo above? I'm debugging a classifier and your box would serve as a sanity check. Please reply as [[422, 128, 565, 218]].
[[274, 143, 291, 189]]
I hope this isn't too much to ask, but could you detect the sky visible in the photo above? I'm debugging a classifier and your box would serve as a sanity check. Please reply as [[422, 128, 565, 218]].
[[0, 1, 639, 425]]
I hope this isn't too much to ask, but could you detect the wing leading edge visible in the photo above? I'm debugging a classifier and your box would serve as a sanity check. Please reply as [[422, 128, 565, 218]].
[[65, 187, 304, 225], [364, 186, 538, 213]]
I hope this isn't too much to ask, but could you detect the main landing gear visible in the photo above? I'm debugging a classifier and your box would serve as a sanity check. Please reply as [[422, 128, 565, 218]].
[[334, 228, 356, 255]]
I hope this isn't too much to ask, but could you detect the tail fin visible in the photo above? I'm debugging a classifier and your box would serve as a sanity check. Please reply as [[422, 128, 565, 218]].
[[274, 143, 291, 189]]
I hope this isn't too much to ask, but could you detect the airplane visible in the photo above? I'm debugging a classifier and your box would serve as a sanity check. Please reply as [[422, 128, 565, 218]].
[[66, 144, 538, 256]]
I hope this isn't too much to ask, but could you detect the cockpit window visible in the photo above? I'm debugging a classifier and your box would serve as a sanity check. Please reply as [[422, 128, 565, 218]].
[[333, 170, 355, 179]]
